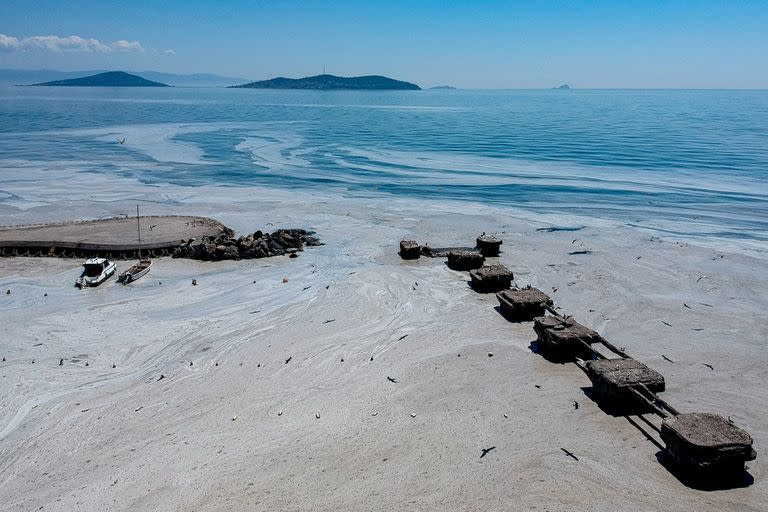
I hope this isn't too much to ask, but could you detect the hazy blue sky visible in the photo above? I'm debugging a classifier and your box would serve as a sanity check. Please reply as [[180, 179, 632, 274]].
[[1, 0, 766, 88]]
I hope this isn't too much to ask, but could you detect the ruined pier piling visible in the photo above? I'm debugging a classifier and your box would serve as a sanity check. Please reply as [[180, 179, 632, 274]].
[[496, 287, 553, 322], [532, 315, 604, 360], [399, 240, 421, 260], [585, 358, 666, 412], [397, 232, 757, 484], [661, 413, 756, 479], [469, 264, 514, 293], [446, 250, 485, 271], [476, 234, 502, 257]]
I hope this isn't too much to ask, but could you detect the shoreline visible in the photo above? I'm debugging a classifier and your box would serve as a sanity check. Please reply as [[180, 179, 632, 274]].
[[1, 165, 766, 260]]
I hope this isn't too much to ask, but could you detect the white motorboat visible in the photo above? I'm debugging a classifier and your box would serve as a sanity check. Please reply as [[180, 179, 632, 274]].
[[75, 258, 117, 288]]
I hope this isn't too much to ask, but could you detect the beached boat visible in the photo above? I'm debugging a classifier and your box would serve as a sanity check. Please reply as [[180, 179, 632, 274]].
[[118, 205, 152, 284], [75, 258, 117, 287], [118, 258, 152, 284]]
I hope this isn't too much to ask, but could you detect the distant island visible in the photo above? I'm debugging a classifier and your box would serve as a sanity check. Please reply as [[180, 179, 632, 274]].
[[552, 84, 571, 90], [429, 85, 456, 90], [1, 69, 248, 87], [230, 74, 421, 90], [30, 71, 170, 87]]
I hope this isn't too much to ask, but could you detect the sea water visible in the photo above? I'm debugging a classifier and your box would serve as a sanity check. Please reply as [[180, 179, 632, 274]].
[[1, 87, 766, 250]]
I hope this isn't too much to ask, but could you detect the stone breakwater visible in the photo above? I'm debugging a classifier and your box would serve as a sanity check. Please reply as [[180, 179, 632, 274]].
[[171, 229, 322, 261]]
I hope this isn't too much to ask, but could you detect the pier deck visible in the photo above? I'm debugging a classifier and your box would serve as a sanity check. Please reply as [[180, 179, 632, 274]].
[[0, 216, 227, 259]]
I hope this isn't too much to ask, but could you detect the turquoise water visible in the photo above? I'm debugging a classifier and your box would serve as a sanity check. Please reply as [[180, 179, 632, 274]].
[[1, 87, 767, 244]]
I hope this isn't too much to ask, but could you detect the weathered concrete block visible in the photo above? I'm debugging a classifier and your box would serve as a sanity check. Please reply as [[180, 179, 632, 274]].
[[476, 234, 502, 257], [533, 315, 603, 358], [469, 264, 514, 293], [399, 240, 421, 260], [496, 286, 552, 322], [447, 250, 485, 271], [586, 358, 665, 407], [661, 413, 756, 476]]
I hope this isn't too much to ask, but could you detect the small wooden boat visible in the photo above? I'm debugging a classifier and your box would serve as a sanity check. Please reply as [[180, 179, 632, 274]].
[[118, 258, 152, 284], [76, 258, 117, 288], [118, 205, 152, 285]]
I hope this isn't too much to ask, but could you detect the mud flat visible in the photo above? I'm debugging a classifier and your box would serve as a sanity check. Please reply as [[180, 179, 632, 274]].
[[1, 184, 767, 511], [0, 216, 227, 259]]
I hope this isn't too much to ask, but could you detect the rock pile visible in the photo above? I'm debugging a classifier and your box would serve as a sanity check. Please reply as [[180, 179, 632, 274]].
[[172, 228, 321, 261]]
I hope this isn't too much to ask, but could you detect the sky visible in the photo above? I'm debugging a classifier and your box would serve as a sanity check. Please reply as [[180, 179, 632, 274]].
[[1, 0, 766, 88]]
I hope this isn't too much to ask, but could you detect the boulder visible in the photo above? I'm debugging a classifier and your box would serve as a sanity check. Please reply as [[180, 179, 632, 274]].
[[238, 237, 254, 250], [268, 239, 283, 254], [172, 246, 190, 258], [221, 246, 240, 260], [192, 241, 217, 261]]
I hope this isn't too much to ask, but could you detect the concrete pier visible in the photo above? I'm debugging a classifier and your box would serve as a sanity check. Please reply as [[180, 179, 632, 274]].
[[0, 216, 228, 259]]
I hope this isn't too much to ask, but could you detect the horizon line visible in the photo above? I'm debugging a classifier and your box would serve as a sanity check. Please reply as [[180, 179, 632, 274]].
[[1, 68, 766, 91]]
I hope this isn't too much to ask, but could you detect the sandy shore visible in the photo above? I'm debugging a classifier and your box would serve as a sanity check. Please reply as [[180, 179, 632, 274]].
[[1, 184, 767, 511]]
